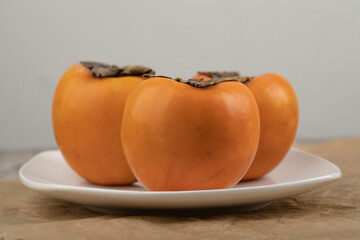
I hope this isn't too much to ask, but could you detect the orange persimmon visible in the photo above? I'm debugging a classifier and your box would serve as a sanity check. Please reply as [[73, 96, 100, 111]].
[[52, 62, 154, 185], [192, 72, 299, 180], [121, 77, 260, 191], [242, 73, 298, 180]]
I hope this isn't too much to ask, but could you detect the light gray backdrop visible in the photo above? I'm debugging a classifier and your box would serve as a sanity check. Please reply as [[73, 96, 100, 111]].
[[0, 0, 359, 150]]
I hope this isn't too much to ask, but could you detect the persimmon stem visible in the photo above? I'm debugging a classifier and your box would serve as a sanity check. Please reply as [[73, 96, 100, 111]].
[[81, 61, 155, 78]]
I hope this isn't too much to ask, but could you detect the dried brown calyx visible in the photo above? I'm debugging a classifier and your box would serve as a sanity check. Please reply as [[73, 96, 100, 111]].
[[142, 72, 253, 88], [197, 71, 241, 79], [81, 61, 155, 78], [194, 71, 253, 84], [175, 77, 237, 88]]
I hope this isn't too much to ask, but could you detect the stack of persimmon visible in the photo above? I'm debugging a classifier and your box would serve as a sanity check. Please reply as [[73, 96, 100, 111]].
[[52, 62, 298, 191]]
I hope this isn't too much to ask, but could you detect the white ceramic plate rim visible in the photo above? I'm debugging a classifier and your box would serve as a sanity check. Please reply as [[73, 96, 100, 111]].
[[19, 148, 341, 197], [19, 148, 342, 211]]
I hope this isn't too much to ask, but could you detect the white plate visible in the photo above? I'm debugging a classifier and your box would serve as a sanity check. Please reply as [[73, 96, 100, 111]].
[[19, 148, 341, 215]]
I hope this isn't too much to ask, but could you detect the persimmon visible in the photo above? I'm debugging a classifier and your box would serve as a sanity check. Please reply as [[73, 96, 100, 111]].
[[242, 73, 298, 180], [52, 62, 155, 185], [121, 76, 260, 191], [192, 72, 299, 180]]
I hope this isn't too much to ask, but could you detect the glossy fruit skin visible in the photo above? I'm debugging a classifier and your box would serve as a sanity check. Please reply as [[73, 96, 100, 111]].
[[121, 77, 260, 191], [52, 63, 140, 185], [242, 73, 299, 180]]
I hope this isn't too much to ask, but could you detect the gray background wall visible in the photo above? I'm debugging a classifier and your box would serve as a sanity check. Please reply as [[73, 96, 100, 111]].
[[0, 0, 359, 150]]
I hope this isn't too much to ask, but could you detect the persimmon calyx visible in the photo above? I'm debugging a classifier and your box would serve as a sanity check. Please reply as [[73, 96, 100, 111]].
[[175, 77, 240, 88], [195, 71, 253, 84], [180, 71, 253, 88], [198, 71, 241, 79], [81, 61, 155, 78], [142, 74, 248, 88]]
